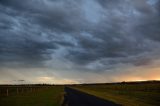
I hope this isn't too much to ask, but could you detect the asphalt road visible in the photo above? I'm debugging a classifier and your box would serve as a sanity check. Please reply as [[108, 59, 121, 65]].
[[62, 87, 121, 106]]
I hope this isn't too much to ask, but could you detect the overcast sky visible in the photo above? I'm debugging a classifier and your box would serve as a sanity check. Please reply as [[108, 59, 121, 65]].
[[0, 0, 160, 84]]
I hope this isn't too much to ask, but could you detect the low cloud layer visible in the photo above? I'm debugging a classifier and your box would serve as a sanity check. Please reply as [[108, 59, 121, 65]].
[[0, 0, 160, 84]]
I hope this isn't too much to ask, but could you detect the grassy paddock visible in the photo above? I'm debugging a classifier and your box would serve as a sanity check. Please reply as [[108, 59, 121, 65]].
[[0, 86, 64, 106], [72, 81, 160, 106]]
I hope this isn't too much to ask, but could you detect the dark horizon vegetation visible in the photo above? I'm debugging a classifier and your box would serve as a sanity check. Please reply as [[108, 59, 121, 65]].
[[0, 80, 159, 85]]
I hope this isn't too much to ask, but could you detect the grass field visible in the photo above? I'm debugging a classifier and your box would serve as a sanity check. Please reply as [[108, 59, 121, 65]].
[[72, 81, 160, 106], [0, 86, 64, 106], [0, 81, 159, 106]]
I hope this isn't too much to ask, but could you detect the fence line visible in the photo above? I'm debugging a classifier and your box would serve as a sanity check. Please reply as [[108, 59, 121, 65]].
[[0, 86, 53, 97]]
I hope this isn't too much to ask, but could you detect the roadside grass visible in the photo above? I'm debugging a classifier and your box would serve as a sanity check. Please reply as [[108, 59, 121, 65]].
[[0, 86, 64, 106], [73, 82, 160, 106]]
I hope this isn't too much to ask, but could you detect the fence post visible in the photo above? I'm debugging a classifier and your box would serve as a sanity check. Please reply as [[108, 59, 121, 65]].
[[6, 88, 9, 96], [22, 88, 23, 93], [17, 88, 19, 94]]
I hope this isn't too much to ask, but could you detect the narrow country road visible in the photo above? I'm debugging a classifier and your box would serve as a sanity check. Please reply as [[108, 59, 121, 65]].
[[62, 87, 121, 106]]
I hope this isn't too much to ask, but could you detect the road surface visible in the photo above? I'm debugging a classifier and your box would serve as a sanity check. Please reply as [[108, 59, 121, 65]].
[[62, 87, 121, 106]]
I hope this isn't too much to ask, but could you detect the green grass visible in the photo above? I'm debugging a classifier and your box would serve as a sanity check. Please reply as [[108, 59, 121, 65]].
[[0, 81, 159, 106], [73, 82, 160, 106], [0, 86, 64, 106]]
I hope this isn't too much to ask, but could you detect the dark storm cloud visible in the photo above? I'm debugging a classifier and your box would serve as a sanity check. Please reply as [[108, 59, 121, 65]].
[[0, 0, 160, 71], [0, 0, 85, 32], [65, 0, 160, 66], [0, 32, 57, 67], [0, 2, 58, 67]]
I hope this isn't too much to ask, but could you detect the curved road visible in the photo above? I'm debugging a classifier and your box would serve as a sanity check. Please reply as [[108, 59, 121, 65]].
[[62, 87, 121, 106]]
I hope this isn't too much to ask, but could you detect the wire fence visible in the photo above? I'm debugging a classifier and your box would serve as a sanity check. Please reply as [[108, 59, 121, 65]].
[[0, 85, 54, 97]]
